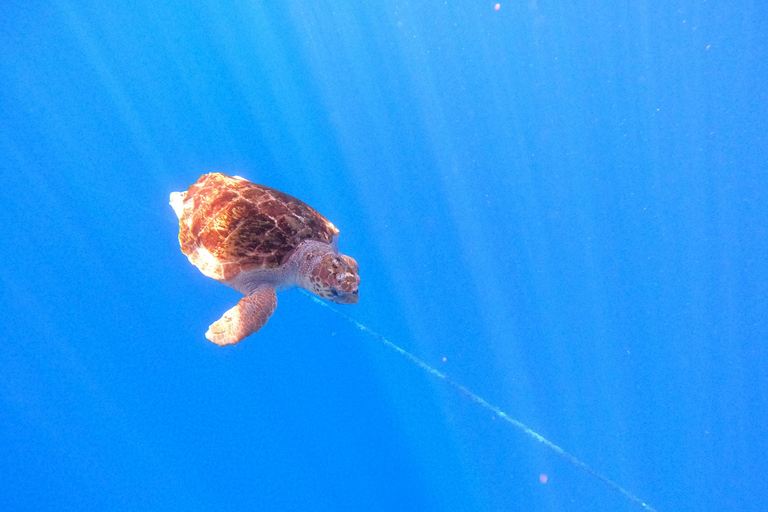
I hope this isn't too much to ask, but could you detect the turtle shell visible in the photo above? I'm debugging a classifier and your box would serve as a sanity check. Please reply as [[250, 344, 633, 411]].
[[175, 173, 339, 281]]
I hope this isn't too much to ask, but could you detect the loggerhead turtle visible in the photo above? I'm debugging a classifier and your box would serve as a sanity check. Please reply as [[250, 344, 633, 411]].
[[170, 172, 360, 346]]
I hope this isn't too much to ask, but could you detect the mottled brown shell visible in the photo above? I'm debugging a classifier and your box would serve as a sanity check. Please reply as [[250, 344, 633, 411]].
[[176, 173, 338, 281]]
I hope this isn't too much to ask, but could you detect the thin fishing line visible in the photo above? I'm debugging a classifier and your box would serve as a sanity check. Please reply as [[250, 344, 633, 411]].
[[305, 292, 658, 511]]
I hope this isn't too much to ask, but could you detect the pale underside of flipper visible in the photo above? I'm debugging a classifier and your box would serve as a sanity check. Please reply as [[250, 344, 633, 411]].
[[205, 285, 278, 346]]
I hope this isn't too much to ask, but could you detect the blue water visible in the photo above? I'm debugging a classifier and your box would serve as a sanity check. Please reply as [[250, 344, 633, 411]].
[[2, 2, 766, 511]]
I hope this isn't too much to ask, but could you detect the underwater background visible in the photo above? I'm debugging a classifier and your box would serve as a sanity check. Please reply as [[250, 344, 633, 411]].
[[1, 1, 766, 511]]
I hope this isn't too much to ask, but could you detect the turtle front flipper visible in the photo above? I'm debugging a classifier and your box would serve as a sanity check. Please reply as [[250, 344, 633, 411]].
[[205, 285, 277, 346]]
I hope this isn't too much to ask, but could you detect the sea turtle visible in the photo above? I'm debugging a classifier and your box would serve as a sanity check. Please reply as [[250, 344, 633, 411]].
[[170, 172, 360, 346]]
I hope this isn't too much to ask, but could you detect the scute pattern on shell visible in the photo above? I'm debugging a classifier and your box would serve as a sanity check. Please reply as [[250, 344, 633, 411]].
[[177, 173, 339, 281]]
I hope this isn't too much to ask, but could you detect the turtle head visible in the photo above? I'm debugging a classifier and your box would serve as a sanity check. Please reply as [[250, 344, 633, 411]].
[[308, 253, 360, 304]]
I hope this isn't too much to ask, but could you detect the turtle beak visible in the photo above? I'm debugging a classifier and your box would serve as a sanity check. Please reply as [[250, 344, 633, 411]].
[[330, 268, 359, 304], [338, 288, 359, 304], [330, 277, 359, 304]]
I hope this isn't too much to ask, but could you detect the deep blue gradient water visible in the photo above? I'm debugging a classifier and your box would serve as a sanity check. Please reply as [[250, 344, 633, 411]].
[[1, 2, 766, 511]]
